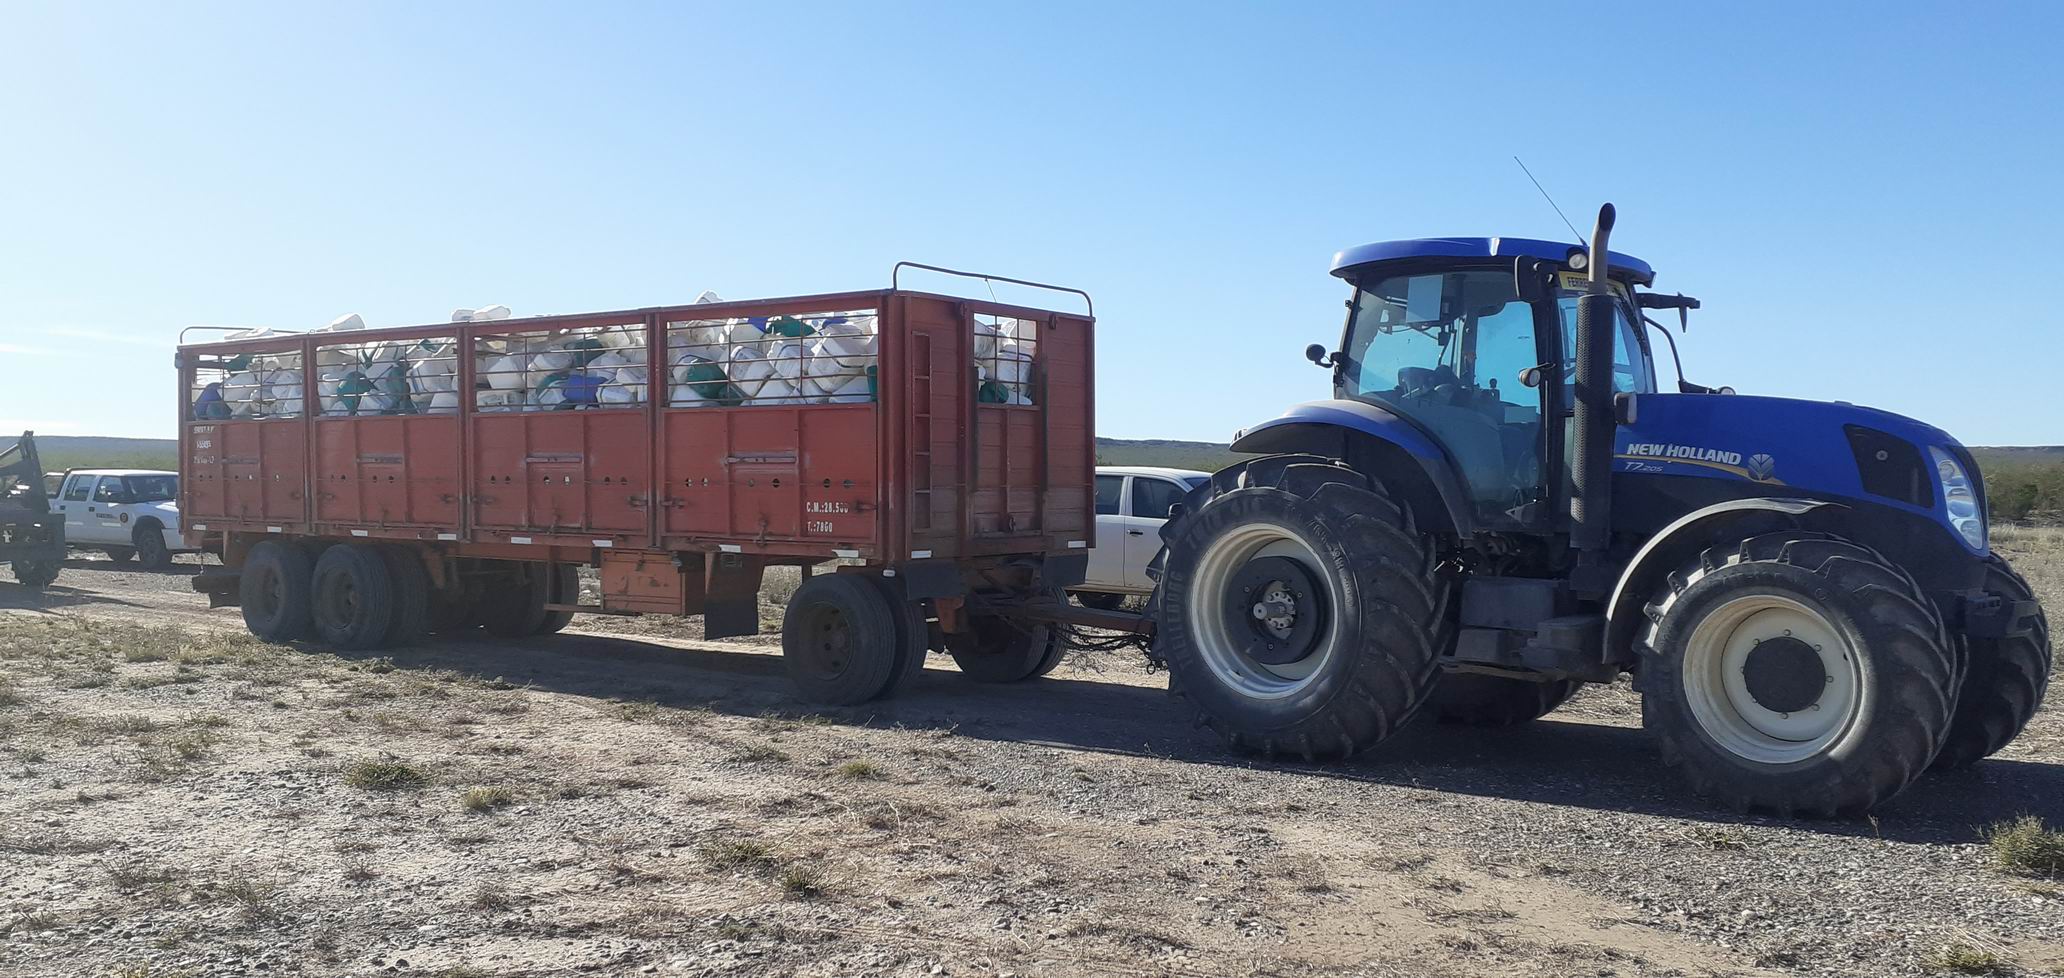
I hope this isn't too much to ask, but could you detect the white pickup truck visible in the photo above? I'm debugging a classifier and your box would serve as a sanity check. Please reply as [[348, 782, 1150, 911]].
[[51, 469, 190, 569], [1072, 465, 1211, 610]]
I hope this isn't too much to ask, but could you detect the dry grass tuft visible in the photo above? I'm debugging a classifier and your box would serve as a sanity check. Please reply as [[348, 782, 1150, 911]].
[[460, 786, 516, 813], [1984, 815, 2064, 878], [343, 760, 429, 792], [835, 760, 883, 780]]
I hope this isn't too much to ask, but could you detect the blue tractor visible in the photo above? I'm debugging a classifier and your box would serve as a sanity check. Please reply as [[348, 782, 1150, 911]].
[[1151, 205, 2051, 815]]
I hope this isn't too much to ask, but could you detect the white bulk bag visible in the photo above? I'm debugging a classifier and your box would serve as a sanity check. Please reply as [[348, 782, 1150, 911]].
[[319, 313, 365, 333], [483, 354, 529, 390], [816, 372, 872, 404]]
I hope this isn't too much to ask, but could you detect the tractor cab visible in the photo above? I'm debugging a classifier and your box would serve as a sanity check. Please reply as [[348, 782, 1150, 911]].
[[1316, 237, 1662, 528]]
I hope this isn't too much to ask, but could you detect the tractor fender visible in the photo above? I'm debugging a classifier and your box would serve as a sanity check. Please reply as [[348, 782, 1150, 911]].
[[1230, 399, 1473, 535], [1604, 496, 1842, 666]]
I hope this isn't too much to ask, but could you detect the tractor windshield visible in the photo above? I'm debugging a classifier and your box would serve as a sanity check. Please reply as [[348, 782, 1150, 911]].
[[1552, 279, 1655, 396], [1340, 269, 1545, 518]]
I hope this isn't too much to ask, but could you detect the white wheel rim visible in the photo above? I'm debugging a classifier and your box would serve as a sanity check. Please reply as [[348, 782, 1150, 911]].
[[1187, 522, 1336, 700], [1681, 592, 1861, 764]]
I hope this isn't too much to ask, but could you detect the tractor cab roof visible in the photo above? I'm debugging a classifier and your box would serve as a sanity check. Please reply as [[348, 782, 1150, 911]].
[[1331, 236, 1655, 287]]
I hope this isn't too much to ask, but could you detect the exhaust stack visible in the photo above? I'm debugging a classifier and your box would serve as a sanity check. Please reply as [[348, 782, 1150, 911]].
[[1569, 203, 1617, 561]]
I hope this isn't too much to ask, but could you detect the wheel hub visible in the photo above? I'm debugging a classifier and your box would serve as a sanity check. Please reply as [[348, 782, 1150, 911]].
[[1740, 635, 1826, 714], [1221, 555, 1326, 666]]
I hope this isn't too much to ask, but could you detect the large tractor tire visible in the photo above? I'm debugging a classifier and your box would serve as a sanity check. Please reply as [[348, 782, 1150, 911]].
[[1155, 455, 1449, 762], [239, 541, 313, 642], [781, 573, 903, 705], [311, 544, 397, 651], [1639, 530, 1956, 816], [1428, 674, 1582, 727], [1933, 556, 2051, 769], [948, 590, 1065, 683], [9, 558, 62, 590]]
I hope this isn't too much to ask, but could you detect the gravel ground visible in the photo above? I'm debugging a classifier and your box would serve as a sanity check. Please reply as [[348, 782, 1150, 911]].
[[0, 543, 2058, 978]]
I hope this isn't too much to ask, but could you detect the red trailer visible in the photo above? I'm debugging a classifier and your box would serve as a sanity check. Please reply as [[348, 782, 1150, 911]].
[[177, 267, 1108, 703]]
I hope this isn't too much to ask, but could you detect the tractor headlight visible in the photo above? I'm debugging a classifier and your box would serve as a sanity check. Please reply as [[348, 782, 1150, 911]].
[[1928, 446, 1985, 550]]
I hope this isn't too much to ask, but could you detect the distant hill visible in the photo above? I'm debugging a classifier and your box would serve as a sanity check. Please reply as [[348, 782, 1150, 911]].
[[1094, 437, 1246, 472], [24, 435, 178, 473]]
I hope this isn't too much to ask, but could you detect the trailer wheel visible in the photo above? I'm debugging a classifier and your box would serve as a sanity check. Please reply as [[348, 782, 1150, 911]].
[[1428, 674, 1582, 727], [867, 575, 930, 692], [311, 544, 397, 651], [1933, 556, 2051, 769], [536, 564, 580, 635], [240, 541, 313, 642], [1640, 530, 1955, 816], [380, 547, 431, 647], [480, 562, 551, 638], [9, 558, 61, 589], [782, 574, 901, 705], [427, 584, 477, 634], [1156, 455, 1449, 762], [133, 521, 173, 570]]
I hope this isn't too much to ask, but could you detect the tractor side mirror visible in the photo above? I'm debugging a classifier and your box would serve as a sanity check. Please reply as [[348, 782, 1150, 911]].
[[1304, 343, 1339, 368], [1518, 365, 1546, 388]]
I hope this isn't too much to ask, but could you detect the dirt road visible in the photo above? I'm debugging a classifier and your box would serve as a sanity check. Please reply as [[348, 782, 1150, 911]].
[[2, 548, 2060, 978]]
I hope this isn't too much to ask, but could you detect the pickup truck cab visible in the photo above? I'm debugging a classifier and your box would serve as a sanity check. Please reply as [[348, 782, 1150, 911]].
[[52, 469, 188, 569], [1074, 465, 1211, 609]]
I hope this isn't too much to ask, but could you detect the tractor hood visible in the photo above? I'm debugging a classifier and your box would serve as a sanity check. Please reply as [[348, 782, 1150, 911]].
[[1614, 393, 1974, 538]]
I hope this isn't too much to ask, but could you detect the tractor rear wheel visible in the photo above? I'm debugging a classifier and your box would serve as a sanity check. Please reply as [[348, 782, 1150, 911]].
[[1155, 454, 1449, 762], [1639, 530, 1955, 816], [1933, 556, 2051, 769], [1428, 674, 1582, 727]]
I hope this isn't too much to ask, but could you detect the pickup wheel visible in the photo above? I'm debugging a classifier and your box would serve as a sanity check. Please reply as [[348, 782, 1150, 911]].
[[948, 589, 1064, 683], [1933, 556, 2052, 768], [240, 541, 314, 642], [311, 544, 397, 651], [1155, 455, 1449, 762], [105, 547, 136, 563], [133, 521, 173, 570], [782, 574, 901, 705], [1073, 591, 1128, 612], [1639, 530, 1955, 816]]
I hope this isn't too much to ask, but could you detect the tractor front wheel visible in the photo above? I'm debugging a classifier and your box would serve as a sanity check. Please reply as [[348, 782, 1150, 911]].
[[1933, 556, 2051, 768], [1640, 530, 1955, 816], [1155, 455, 1448, 762]]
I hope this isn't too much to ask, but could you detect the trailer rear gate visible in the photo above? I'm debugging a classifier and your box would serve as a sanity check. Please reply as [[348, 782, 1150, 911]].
[[177, 283, 1097, 703]]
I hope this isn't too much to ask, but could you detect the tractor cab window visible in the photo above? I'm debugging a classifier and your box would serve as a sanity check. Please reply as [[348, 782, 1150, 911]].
[[1554, 289, 1654, 396], [1341, 270, 1545, 520]]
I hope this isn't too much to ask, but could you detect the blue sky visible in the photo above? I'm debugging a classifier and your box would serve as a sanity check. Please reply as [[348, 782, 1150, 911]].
[[3, 2, 2060, 444]]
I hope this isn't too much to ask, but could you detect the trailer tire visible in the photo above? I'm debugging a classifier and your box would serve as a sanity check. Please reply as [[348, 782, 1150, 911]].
[[1933, 556, 2051, 769], [949, 589, 1064, 683], [380, 547, 431, 647], [311, 544, 397, 651], [1155, 455, 1449, 761], [782, 574, 901, 705], [536, 564, 579, 636], [1428, 674, 1582, 727], [1639, 530, 1956, 816], [240, 541, 313, 642], [10, 558, 61, 589], [427, 582, 477, 634], [133, 521, 173, 570], [480, 562, 551, 638], [867, 575, 930, 692]]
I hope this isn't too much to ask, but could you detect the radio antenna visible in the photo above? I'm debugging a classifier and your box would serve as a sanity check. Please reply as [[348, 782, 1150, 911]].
[[1513, 156, 1585, 245]]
